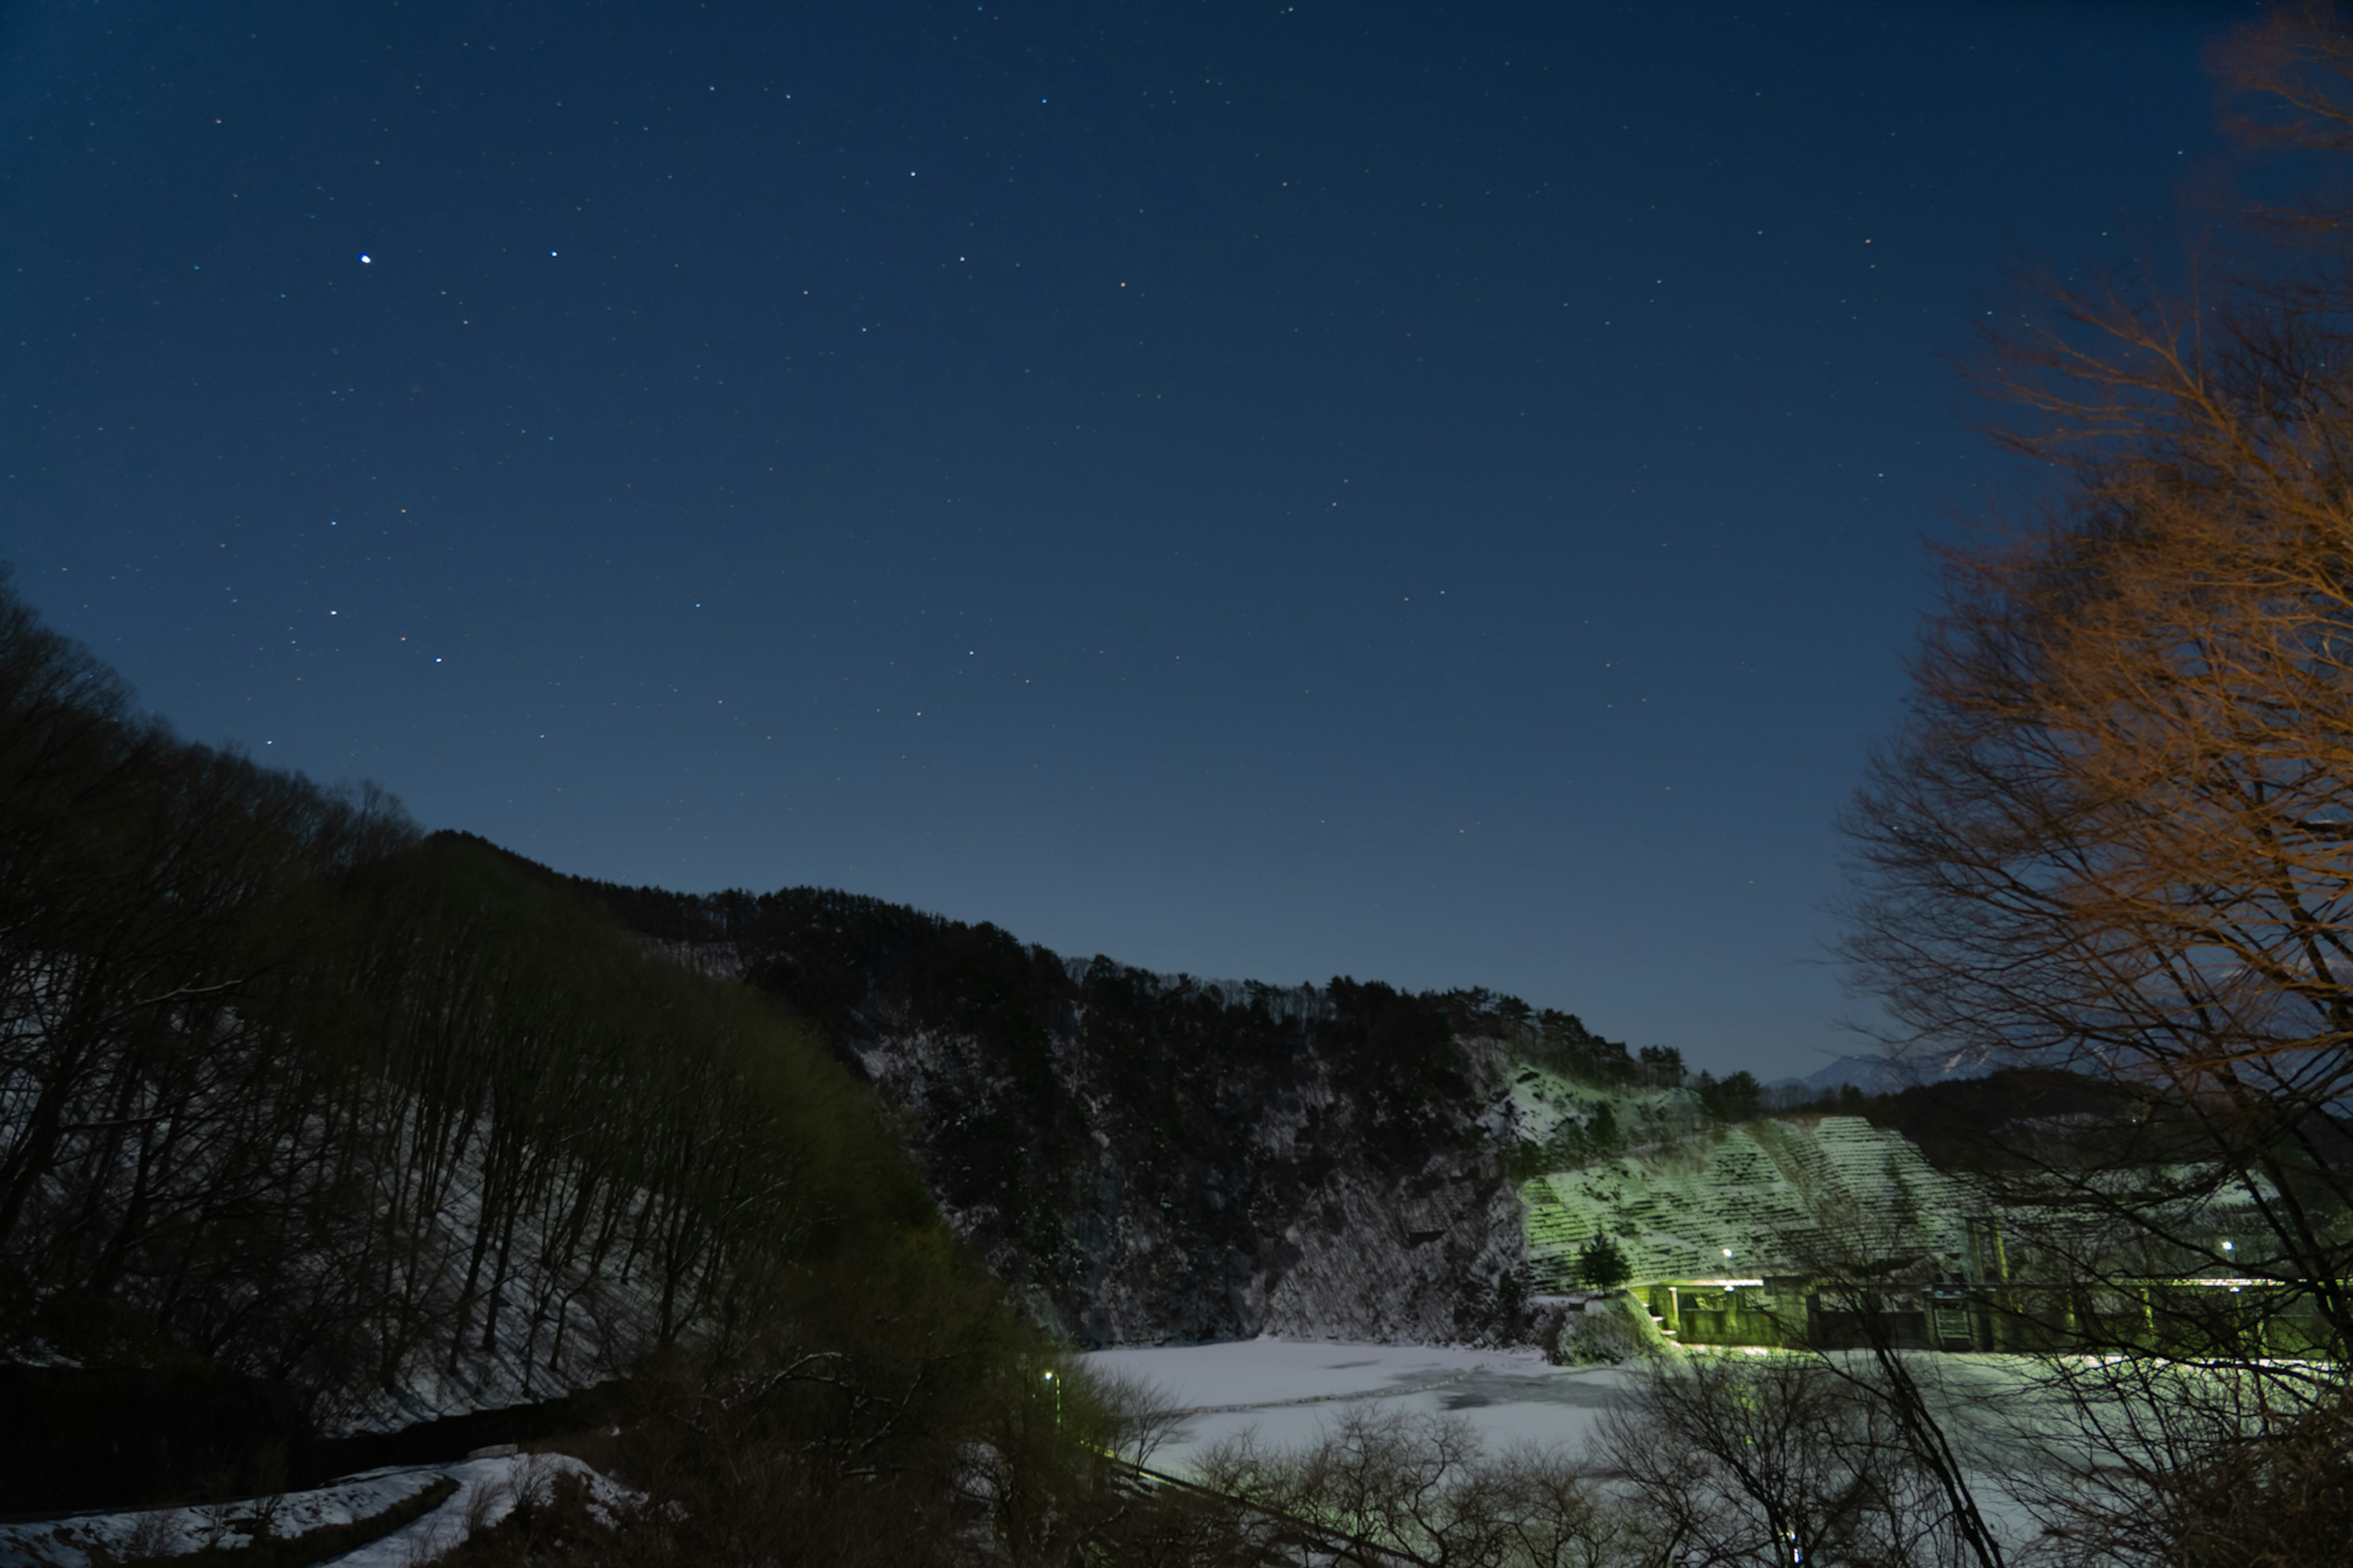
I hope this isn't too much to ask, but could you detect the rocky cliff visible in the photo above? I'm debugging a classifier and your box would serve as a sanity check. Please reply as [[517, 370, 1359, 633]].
[[594, 883, 1550, 1347], [853, 994, 1535, 1346]]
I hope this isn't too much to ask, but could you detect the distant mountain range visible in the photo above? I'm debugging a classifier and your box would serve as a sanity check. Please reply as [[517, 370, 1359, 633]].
[[1771, 1052, 1981, 1097]]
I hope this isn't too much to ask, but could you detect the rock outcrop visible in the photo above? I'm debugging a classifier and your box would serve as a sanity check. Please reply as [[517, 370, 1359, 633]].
[[594, 881, 1549, 1347], [857, 1011, 1535, 1346]]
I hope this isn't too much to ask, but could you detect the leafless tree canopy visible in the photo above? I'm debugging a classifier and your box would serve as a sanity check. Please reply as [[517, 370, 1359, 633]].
[[1840, 3, 2353, 1369], [1196, 1405, 1624, 1568]]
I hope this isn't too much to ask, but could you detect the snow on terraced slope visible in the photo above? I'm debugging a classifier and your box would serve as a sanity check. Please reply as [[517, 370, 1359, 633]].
[[1514, 1071, 1976, 1286]]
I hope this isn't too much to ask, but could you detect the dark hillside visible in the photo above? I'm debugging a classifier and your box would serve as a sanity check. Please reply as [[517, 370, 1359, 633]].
[[571, 877, 1547, 1346], [0, 576, 1000, 1509], [1857, 1069, 2148, 1171]]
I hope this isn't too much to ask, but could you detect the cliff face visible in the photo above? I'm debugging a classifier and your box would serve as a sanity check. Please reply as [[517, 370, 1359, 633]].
[[856, 1009, 1534, 1347], [599, 884, 1545, 1347]]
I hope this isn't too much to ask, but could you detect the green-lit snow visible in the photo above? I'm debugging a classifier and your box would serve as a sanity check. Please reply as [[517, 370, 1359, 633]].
[[1509, 1066, 1973, 1286]]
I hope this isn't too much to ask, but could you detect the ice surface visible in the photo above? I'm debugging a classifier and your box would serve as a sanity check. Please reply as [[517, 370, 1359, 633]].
[[1089, 1338, 2061, 1559], [1082, 1336, 1640, 1469]]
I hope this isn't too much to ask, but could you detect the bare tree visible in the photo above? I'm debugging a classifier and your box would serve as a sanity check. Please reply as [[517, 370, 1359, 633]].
[[1601, 1352, 1965, 1568], [1747, 1167, 2014, 1568], [1837, 239, 2353, 1354], [1834, 5, 2353, 1558], [1979, 1352, 2353, 1568]]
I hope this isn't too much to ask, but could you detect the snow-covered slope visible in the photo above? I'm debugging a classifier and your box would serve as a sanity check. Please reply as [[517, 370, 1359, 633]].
[[1510, 1058, 1975, 1284], [0, 1454, 635, 1568], [860, 1021, 1544, 1347]]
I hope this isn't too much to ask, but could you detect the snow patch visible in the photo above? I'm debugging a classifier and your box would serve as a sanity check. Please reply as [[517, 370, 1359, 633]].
[[0, 1455, 636, 1568], [329, 1455, 636, 1568]]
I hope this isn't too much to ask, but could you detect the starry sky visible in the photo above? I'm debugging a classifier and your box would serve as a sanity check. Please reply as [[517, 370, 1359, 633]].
[[1, 1, 2251, 1077]]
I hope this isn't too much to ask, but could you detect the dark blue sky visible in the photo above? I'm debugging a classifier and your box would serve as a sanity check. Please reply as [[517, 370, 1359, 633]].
[[1, 1, 2249, 1076]]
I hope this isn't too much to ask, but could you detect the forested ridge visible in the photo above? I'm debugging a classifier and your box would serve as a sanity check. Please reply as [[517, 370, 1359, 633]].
[[0, 571, 993, 1506], [0, 552, 1585, 1451], [0, 567, 1621, 1561], [565, 874, 1665, 1346]]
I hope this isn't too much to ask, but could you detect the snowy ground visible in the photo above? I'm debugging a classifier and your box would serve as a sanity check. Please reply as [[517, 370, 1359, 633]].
[[1086, 1339, 2080, 1557], [0, 1469, 439, 1568], [0, 1453, 635, 1568], [328, 1455, 632, 1568], [1082, 1337, 1643, 1471]]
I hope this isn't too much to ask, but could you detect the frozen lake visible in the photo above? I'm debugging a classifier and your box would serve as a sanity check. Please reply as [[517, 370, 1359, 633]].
[[1080, 1338, 1643, 1470], [1083, 1340, 2060, 1553]]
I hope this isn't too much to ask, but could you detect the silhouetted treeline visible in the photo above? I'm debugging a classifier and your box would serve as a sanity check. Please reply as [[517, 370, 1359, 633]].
[[564, 875, 1544, 1344], [1420, 986, 1657, 1084], [0, 571, 968, 1501]]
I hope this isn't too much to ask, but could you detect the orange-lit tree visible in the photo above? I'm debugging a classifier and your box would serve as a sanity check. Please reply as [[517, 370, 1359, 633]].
[[1838, 4, 2353, 1558]]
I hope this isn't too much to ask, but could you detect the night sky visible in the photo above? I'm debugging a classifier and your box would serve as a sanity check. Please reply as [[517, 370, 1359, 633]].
[[1, 2, 2247, 1077]]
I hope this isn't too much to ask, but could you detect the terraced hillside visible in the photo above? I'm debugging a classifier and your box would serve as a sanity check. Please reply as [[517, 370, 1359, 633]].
[[1509, 1063, 1975, 1287]]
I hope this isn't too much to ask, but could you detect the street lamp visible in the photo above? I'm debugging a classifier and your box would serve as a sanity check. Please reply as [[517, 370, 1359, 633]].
[[1042, 1368, 1061, 1426]]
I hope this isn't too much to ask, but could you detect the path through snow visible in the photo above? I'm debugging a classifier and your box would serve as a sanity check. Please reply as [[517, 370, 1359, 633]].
[[0, 1453, 637, 1568]]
